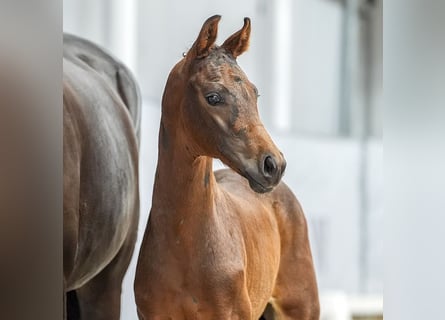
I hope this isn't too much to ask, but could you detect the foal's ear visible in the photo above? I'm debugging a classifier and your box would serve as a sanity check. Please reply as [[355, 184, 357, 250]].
[[222, 17, 251, 58], [189, 15, 221, 59]]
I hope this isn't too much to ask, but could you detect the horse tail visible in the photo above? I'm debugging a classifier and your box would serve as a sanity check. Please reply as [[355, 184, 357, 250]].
[[115, 63, 142, 146]]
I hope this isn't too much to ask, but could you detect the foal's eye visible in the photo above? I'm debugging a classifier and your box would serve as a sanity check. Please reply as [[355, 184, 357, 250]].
[[205, 93, 223, 106]]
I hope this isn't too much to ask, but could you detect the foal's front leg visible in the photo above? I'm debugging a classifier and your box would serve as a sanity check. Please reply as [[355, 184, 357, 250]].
[[271, 205, 320, 320]]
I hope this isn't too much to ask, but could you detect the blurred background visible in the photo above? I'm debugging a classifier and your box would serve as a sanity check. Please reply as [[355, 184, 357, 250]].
[[63, 0, 382, 319]]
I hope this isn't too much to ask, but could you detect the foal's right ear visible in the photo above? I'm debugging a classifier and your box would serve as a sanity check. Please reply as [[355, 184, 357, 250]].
[[222, 17, 251, 58], [188, 15, 221, 59]]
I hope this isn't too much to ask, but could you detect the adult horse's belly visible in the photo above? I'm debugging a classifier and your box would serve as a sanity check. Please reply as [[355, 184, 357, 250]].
[[63, 59, 138, 290]]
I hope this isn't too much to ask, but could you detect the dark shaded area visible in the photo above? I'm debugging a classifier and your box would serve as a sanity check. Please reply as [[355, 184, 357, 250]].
[[66, 291, 80, 320], [259, 302, 275, 319]]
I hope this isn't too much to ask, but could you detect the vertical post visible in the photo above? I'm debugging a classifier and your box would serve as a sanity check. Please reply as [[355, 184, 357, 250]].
[[108, 0, 138, 73], [340, 0, 374, 294], [273, 0, 292, 131], [338, 0, 358, 136], [358, 0, 376, 294]]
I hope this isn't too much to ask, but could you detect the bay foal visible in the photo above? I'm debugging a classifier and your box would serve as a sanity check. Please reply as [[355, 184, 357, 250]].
[[135, 16, 319, 319]]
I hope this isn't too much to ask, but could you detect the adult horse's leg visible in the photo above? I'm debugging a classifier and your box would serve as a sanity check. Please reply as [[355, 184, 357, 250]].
[[75, 214, 138, 320], [270, 201, 320, 320]]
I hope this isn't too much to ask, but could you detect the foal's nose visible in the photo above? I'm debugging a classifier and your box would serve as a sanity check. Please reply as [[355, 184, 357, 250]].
[[261, 154, 286, 184]]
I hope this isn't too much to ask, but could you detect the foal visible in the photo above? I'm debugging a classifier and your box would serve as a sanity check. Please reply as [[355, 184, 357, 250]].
[[135, 16, 319, 320]]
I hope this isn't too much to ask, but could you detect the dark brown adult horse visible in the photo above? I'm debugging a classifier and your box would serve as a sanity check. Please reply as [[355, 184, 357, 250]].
[[63, 34, 140, 319], [135, 16, 319, 319]]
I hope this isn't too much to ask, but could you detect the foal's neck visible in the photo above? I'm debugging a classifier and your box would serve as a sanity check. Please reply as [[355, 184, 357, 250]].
[[151, 117, 216, 223], [150, 63, 219, 232]]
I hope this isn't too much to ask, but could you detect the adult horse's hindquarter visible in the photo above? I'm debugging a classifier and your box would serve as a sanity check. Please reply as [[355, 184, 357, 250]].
[[63, 34, 140, 319], [135, 16, 319, 320]]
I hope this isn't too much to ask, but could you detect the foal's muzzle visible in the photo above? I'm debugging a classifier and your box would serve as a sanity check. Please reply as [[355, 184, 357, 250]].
[[245, 153, 286, 194]]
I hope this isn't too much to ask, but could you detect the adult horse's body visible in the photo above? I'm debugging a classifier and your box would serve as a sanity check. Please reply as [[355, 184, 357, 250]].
[[135, 16, 319, 320], [63, 34, 140, 319]]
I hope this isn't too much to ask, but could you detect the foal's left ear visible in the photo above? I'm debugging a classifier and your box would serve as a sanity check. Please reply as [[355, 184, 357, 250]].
[[189, 15, 221, 59], [222, 17, 251, 58]]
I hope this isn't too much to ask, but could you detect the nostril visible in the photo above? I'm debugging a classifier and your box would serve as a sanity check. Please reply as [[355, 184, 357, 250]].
[[263, 156, 278, 177]]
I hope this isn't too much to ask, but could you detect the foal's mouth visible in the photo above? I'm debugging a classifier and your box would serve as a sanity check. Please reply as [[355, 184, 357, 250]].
[[243, 171, 274, 194]]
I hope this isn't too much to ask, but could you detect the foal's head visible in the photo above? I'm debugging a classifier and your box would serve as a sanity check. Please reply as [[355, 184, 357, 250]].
[[165, 15, 286, 193]]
